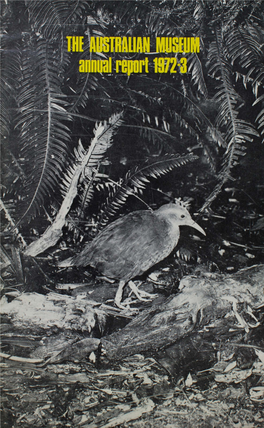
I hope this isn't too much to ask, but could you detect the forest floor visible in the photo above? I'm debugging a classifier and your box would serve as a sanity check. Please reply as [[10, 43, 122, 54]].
[[1, 263, 264, 427], [1, 351, 264, 427], [1, 181, 264, 427]]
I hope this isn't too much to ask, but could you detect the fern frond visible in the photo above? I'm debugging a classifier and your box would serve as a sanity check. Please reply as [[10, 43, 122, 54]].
[[26, 0, 88, 38], [255, 108, 264, 138], [0, 76, 11, 141], [129, 153, 197, 188], [189, 53, 208, 97], [193, 0, 205, 25], [68, 13, 107, 112], [226, 24, 262, 69], [202, 27, 259, 210], [225, 22, 264, 136], [24, 112, 123, 256], [16, 38, 72, 222], [60, 140, 86, 198], [145, 1, 195, 36], [0, 34, 20, 144], [60, 112, 123, 211], [97, 153, 198, 231], [141, 77, 226, 148], [225, 23, 264, 92]]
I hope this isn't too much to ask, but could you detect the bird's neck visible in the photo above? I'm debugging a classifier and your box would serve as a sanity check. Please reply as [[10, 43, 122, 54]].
[[156, 213, 180, 246], [167, 221, 180, 242]]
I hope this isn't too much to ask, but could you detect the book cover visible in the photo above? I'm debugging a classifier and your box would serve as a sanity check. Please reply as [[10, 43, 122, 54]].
[[1, 1, 264, 426]]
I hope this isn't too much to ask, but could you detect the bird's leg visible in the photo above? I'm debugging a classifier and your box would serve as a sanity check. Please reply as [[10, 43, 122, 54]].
[[114, 280, 127, 308], [127, 280, 158, 302]]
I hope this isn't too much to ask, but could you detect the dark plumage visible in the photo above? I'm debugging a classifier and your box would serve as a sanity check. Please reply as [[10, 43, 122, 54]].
[[59, 202, 205, 308]]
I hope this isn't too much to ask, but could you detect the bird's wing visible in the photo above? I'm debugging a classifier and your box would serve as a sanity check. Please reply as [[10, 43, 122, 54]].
[[75, 211, 177, 281]]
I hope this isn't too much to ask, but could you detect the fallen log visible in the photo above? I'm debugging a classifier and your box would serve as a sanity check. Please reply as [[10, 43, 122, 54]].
[[101, 265, 264, 360], [1, 265, 263, 365]]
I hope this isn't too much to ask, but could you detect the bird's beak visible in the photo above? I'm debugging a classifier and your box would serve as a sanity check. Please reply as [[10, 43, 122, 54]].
[[189, 220, 206, 236]]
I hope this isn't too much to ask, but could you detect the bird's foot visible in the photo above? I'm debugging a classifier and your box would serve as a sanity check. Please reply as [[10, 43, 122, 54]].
[[114, 280, 157, 311], [128, 280, 158, 302], [114, 295, 139, 313], [114, 300, 140, 314], [114, 281, 138, 311]]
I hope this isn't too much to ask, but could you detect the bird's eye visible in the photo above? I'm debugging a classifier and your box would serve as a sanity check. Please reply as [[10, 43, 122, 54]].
[[181, 214, 185, 218]]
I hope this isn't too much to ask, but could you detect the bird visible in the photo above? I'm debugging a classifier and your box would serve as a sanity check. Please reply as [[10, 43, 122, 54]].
[[59, 201, 205, 308]]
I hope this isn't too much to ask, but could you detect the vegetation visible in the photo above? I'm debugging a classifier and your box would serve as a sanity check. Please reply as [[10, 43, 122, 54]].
[[1, 0, 263, 246], [1, 2, 264, 427]]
